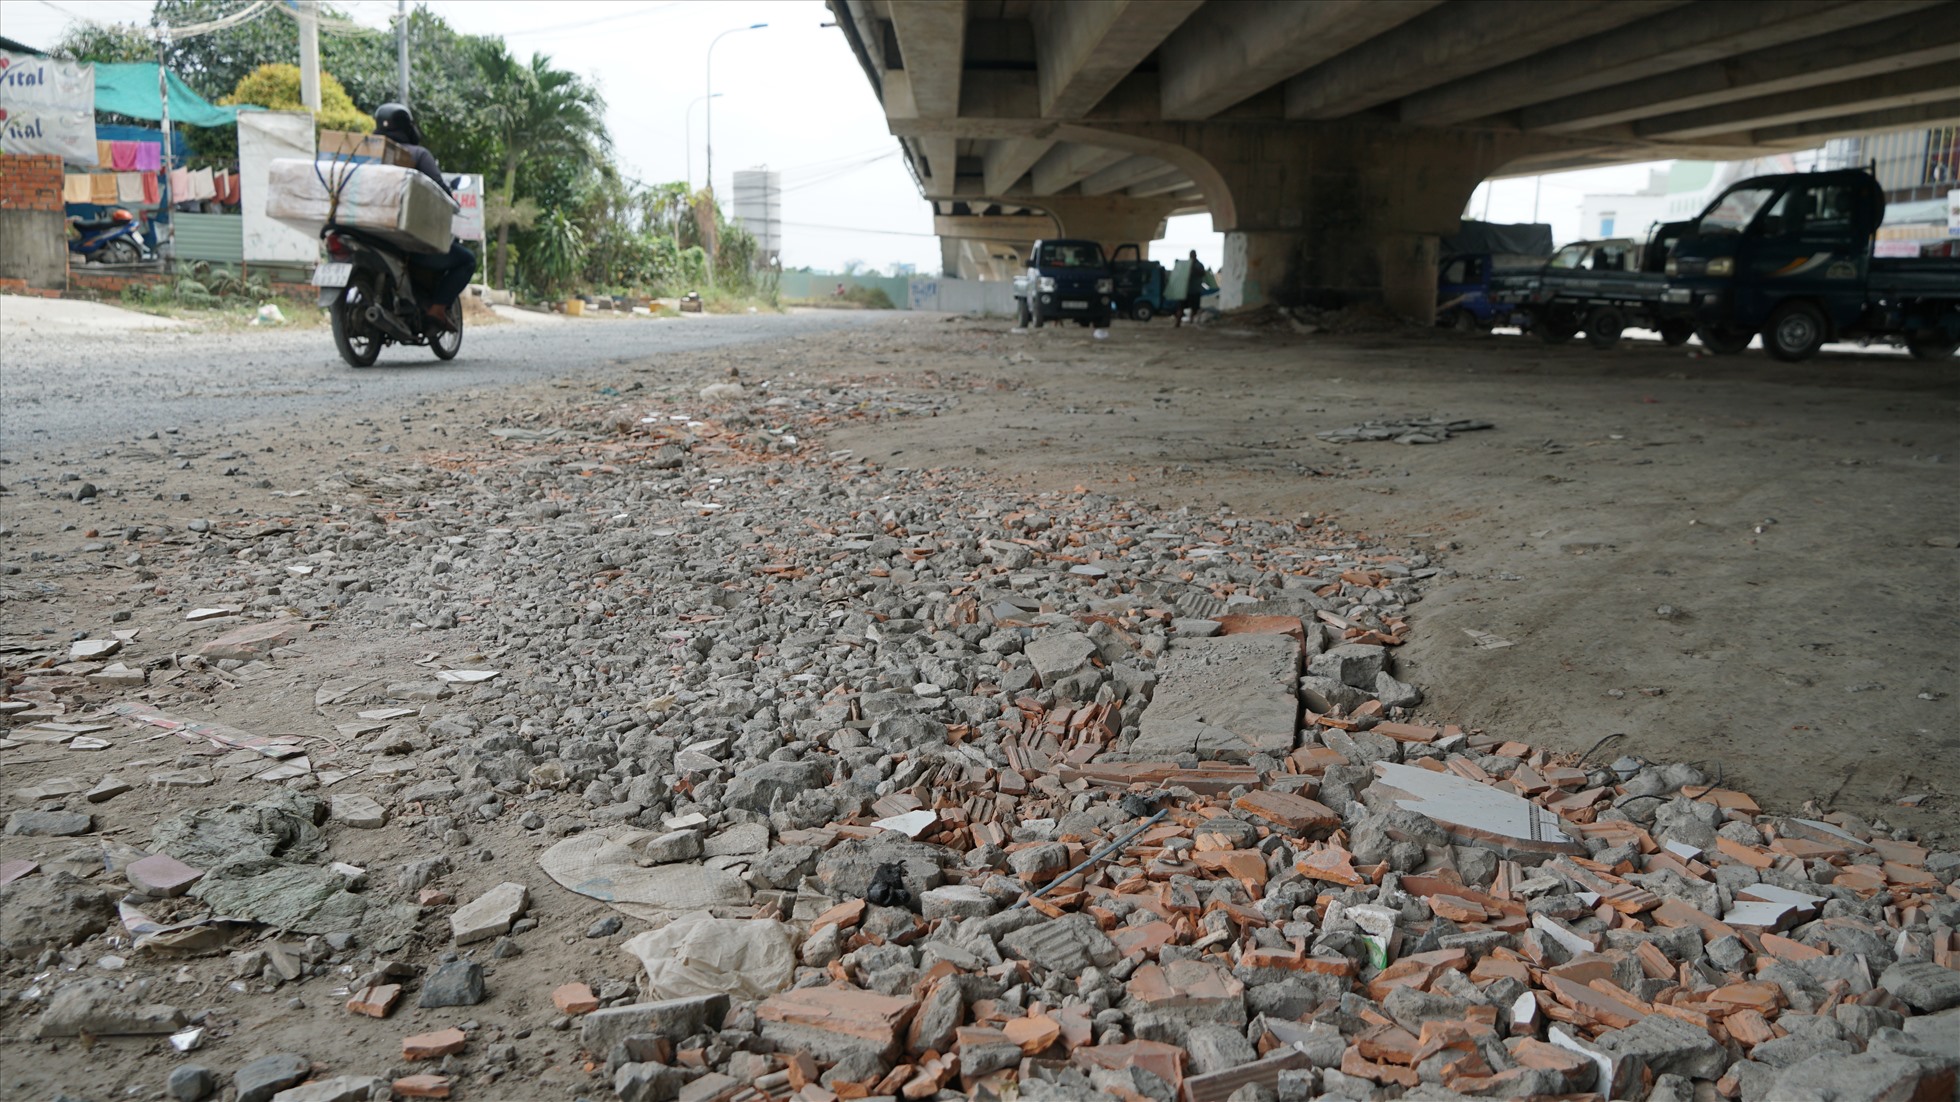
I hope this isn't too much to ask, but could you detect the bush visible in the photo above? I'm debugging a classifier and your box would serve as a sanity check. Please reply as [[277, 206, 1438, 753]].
[[223, 64, 373, 135], [841, 285, 894, 309]]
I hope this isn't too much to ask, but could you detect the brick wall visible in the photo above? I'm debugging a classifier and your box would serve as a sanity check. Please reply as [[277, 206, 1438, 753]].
[[0, 154, 65, 212], [0, 154, 70, 291]]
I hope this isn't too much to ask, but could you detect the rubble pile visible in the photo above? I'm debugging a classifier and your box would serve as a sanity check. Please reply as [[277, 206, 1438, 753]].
[[1, 375, 1955, 1102], [1314, 419, 1495, 447]]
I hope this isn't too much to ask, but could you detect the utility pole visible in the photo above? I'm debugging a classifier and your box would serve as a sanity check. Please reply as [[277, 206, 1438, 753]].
[[396, 0, 410, 105], [686, 93, 721, 190], [155, 19, 174, 259], [297, 0, 322, 112], [1531, 175, 1543, 223]]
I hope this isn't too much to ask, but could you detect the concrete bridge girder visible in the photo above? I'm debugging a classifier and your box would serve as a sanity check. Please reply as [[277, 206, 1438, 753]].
[[840, 0, 1960, 319]]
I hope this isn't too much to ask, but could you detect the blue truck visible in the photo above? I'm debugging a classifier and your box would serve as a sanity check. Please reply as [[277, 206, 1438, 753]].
[[1435, 221, 1551, 331], [1663, 168, 1960, 361], [1014, 239, 1115, 328]]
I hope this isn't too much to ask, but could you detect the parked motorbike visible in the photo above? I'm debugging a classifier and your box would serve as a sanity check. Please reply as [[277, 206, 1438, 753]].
[[68, 208, 152, 266], [315, 226, 462, 367]]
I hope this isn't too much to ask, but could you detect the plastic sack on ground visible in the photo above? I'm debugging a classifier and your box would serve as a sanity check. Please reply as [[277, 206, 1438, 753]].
[[621, 912, 799, 1002]]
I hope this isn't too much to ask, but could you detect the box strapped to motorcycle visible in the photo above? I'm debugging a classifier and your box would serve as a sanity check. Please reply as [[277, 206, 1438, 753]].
[[264, 153, 458, 255]]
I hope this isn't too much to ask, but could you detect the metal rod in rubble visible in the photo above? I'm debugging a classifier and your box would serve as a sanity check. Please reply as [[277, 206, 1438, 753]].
[[1010, 808, 1170, 911]]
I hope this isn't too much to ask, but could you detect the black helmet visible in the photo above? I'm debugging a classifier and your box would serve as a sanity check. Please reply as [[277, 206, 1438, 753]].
[[372, 102, 422, 146]]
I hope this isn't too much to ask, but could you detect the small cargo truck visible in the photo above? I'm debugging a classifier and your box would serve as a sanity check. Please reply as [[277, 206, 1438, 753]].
[[1013, 239, 1114, 329], [1662, 168, 1959, 361]]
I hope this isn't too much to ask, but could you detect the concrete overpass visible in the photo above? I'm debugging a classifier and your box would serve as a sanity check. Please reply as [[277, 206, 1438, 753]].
[[828, 0, 1960, 317]]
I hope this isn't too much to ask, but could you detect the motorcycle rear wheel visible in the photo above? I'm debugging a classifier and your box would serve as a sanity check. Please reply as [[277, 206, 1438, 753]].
[[100, 239, 141, 266], [431, 303, 463, 361], [331, 273, 383, 368]]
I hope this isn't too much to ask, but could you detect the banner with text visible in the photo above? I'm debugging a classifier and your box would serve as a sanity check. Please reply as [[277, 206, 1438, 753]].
[[0, 51, 98, 166], [452, 173, 485, 242]]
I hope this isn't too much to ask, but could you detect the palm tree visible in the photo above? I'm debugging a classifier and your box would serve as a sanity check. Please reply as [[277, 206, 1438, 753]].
[[475, 41, 608, 289]]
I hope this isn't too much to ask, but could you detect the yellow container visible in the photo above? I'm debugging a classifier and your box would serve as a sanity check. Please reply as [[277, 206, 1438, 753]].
[[564, 299, 584, 317]]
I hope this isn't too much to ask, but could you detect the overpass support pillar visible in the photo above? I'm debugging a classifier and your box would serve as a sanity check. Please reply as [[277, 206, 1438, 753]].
[[1199, 123, 1519, 322]]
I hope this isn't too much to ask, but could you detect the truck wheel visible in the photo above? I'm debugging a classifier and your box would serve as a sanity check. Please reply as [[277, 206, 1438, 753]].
[[1017, 298, 1031, 328], [1764, 301, 1827, 363], [1696, 326, 1753, 355], [1584, 306, 1625, 350], [1535, 309, 1578, 345], [1450, 309, 1482, 333], [1904, 329, 1958, 361], [1659, 319, 1695, 347], [1131, 303, 1153, 322]]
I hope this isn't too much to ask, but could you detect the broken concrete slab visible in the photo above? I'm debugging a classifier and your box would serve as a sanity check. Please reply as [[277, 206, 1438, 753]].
[[450, 881, 529, 945], [1132, 634, 1300, 762], [581, 994, 731, 1052], [198, 619, 307, 660], [37, 978, 186, 1037], [756, 985, 917, 1065]]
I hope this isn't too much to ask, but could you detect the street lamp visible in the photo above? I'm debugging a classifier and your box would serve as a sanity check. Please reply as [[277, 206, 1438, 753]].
[[704, 22, 766, 202], [686, 93, 723, 191]]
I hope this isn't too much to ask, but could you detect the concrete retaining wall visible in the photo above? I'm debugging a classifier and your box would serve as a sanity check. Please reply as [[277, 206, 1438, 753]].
[[0, 154, 70, 292], [907, 276, 1016, 316]]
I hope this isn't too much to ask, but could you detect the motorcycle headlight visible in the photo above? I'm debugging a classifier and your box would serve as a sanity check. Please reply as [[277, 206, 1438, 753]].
[[1706, 257, 1734, 277], [1038, 276, 1056, 292], [1096, 279, 1113, 294]]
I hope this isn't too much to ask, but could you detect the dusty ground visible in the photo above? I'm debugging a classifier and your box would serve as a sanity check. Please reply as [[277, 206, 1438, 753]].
[[0, 306, 1954, 1098], [816, 317, 1959, 829]]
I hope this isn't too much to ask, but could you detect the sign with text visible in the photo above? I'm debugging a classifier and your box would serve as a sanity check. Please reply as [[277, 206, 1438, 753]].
[[451, 172, 485, 241], [0, 51, 97, 166]]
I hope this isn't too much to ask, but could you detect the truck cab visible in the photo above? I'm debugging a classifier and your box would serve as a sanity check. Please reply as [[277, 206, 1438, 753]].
[[1014, 239, 1114, 328], [1664, 168, 1960, 361]]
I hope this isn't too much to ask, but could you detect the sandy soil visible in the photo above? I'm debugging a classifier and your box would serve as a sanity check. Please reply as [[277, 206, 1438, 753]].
[[812, 318, 1960, 832], [0, 309, 1953, 1099]]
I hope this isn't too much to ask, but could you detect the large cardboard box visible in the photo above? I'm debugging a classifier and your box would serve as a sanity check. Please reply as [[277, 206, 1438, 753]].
[[264, 157, 456, 254], [317, 129, 415, 168]]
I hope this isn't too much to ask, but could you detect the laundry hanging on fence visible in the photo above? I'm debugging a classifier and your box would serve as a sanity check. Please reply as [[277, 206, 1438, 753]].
[[133, 141, 161, 172], [111, 141, 140, 170], [117, 172, 145, 203], [62, 174, 93, 203], [188, 167, 217, 201], [90, 173, 118, 203], [96, 140, 115, 167], [168, 167, 191, 201], [141, 173, 160, 204]]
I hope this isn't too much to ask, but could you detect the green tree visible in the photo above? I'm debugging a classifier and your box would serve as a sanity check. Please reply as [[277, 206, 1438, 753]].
[[224, 63, 372, 133], [474, 40, 608, 289]]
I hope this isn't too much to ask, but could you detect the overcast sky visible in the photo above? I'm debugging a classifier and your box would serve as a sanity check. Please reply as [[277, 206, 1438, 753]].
[[4, 0, 1667, 272]]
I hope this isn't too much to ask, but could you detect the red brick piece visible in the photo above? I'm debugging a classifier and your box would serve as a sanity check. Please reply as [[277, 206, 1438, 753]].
[[393, 1075, 452, 1099], [403, 1028, 467, 1060], [552, 982, 600, 1015], [346, 983, 401, 1019]]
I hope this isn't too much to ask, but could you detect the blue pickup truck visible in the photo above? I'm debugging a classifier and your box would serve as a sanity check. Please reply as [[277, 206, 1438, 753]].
[[1014, 239, 1115, 328]]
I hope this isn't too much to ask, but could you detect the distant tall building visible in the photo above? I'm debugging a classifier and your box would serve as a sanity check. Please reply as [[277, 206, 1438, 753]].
[[731, 168, 781, 263]]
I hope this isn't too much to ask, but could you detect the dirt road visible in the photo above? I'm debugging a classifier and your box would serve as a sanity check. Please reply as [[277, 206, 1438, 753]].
[[0, 305, 1954, 1098]]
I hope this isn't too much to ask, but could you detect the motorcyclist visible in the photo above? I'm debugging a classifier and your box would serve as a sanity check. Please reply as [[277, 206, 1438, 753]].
[[371, 102, 475, 332]]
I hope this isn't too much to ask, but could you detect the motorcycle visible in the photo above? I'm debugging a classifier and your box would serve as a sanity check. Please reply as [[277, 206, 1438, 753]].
[[314, 225, 463, 368], [68, 208, 153, 266]]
